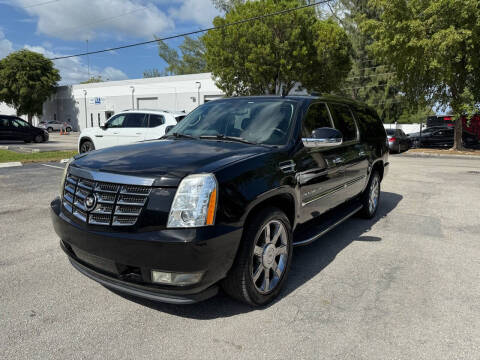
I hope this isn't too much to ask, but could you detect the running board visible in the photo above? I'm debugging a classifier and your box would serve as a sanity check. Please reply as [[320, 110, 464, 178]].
[[293, 202, 363, 247]]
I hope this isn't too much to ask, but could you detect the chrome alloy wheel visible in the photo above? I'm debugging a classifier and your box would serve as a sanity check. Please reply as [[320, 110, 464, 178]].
[[251, 220, 289, 294], [369, 175, 380, 214]]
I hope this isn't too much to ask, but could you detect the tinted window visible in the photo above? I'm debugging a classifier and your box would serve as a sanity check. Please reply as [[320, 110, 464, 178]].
[[352, 106, 386, 140], [0, 117, 9, 129], [149, 114, 164, 128], [328, 104, 357, 141], [302, 103, 332, 138], [123, 113, 147, 128], [175, 115, 186, 122], [106, 114, 125, 128]]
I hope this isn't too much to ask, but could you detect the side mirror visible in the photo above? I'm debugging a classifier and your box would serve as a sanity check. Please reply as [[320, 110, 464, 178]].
[[165, 125, 175, 134], [101, 124, 108, 130], [302, 127, 343, 148]]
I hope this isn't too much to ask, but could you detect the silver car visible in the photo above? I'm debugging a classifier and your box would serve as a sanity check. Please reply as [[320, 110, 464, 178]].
[[39, 121, 72, 132], [386, 129, 411, 153]]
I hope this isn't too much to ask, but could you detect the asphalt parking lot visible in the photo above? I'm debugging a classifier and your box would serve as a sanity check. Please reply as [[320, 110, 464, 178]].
[[1, 156, 479, 359], [0, 132, 79, 152]]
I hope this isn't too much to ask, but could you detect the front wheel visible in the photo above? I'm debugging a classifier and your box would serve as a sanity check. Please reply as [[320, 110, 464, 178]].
[[222, 207, 293, 306], [359, 171, 381, 219], [80, 140, 95, 153], [34, 134, 44, 143]]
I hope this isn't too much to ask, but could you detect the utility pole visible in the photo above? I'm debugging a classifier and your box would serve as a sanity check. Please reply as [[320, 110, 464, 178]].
[[86, 39, 90, 79]]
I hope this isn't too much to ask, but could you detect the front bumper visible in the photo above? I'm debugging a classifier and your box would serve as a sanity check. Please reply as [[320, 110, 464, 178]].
[[51, 197, 242, 304]]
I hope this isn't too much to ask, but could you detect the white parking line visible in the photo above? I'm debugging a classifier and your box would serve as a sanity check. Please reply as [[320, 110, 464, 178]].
[[0, 162, 22, 168], [41, 164, 64, 170]]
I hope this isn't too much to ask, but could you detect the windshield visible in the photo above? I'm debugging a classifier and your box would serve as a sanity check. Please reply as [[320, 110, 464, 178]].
[[166, 99, 298, 145]]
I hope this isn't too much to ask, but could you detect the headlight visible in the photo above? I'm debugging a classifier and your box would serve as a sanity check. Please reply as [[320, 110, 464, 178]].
[[167, 173, 218, 228], [59, 158, 74, 197]]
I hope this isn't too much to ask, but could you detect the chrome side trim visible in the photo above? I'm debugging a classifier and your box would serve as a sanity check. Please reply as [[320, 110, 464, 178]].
[[69, 166, 155, 186], [302, 175, 366, 206], [293, 205, 363, 246]]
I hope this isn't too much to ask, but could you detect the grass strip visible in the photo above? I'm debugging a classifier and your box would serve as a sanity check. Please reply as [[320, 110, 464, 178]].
[[0, 149, 77, 164]]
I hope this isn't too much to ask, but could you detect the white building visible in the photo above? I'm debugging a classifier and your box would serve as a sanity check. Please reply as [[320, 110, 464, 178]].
[[43, 72, 224, 132], [0, 73, 224, 131]]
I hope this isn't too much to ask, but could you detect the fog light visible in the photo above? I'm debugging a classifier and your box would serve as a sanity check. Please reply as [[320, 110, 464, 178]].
[[151, 270, 203, 286]]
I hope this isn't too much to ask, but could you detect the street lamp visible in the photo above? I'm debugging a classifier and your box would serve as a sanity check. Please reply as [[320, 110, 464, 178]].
[[195, 81, 201, 107], [83, 90, 87, 129], [129, 85, 135, 110]]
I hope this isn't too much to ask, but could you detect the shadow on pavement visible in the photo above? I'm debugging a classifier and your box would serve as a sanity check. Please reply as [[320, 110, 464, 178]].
[[110, 191, 402, 319]]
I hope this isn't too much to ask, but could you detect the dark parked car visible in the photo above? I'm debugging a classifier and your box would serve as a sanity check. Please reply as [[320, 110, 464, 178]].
[[0, 115, 49, 143], [51, 96, 389, 306], [409, 128, 477, 148], [386, 129, 411, 153]]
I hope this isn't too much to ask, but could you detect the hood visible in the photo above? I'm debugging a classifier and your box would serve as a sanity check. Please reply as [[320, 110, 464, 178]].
[[71, 139, 271, 186]]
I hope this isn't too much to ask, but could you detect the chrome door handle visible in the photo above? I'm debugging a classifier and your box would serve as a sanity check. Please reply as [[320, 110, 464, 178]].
[[333, 157, 344, 164]]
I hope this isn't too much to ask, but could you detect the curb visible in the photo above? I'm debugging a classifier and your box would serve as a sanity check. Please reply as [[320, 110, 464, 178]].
[[400, 152, 480, 160], [0, 162, 22, 168]]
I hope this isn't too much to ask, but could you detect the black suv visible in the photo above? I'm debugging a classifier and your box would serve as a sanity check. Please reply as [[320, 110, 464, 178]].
[[51, 96, 389, 306]]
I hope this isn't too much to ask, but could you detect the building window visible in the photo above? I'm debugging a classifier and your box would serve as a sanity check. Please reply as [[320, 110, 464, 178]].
[[90, 113, 93, 127], [54, 113, 57, 121], [98, 113, 101, 127]]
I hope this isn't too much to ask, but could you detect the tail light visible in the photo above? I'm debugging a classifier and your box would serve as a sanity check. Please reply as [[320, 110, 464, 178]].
[[388, 137, 396, 142]]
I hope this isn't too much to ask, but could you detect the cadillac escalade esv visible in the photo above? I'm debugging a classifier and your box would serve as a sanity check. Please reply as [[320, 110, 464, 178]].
[[51, 96, 389, 306]]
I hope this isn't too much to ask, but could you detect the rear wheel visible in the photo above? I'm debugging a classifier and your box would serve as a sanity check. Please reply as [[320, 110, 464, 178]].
[[359, 171, 381, 219], [222, 207, 293, 306], [80, 140, 95, 153]]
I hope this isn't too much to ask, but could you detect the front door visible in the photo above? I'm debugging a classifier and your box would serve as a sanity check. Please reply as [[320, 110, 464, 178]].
[[295, 102, 346, 223], [144, 114, 167, 140], [95, 114, 125, 148], [327, 103, 369, 202]]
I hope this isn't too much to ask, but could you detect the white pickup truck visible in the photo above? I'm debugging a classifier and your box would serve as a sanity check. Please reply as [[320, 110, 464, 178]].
[[78, 109, 185, 153]]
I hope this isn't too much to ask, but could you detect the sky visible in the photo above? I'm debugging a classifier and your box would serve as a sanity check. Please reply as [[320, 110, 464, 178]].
[[0, 0, 221, 85]]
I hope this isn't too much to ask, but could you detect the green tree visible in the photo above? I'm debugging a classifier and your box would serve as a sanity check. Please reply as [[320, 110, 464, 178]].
[[203, 0, 352, 96], [211, 0, 245, 12], [364, 0, 480, 149], [80, 75, 103, 84], [155, 36, 209, 76], [143, 68, 163, 78], [0, 49, 60, 124]]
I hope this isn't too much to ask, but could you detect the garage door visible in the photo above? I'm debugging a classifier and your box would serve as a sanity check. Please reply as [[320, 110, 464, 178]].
[[137, 97, 158, 109]]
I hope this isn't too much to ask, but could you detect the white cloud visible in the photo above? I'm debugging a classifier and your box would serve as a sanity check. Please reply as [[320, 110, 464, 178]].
[[11, 0, 220, 41], [0, 30, 13, 59], [169, 0, 221, 27], [14, 0, 175, 41], [24, 45, 128, 85]]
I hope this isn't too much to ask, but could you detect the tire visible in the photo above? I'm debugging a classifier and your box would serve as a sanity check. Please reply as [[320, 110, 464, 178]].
[[66, 127, 72, 132], [222, 207, 293, 306], [359, 171, 381, 219], [47, 127, 53, 132], [80, 140, 95, 153], [34, 134, 44, 143]]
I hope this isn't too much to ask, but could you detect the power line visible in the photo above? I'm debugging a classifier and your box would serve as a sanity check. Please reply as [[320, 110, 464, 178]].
[[22, 0, 60, 9], [49, 0, 333, 61]]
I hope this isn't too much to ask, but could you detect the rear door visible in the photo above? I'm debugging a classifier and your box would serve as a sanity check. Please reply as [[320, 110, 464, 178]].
[[144, 114, 166, 140], [328, 103, 369, 202], [0, 117, 12, 140], [115, 113, 148, 146], [295, 102, 346, 222]]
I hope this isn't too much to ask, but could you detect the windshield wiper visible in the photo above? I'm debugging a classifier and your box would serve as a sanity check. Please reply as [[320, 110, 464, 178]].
[[199, 134, 259, 145], [162, 132, 197, 140]]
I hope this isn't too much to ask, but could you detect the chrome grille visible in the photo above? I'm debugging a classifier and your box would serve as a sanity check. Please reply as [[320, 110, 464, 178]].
[[62, 172, 151, 226]]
